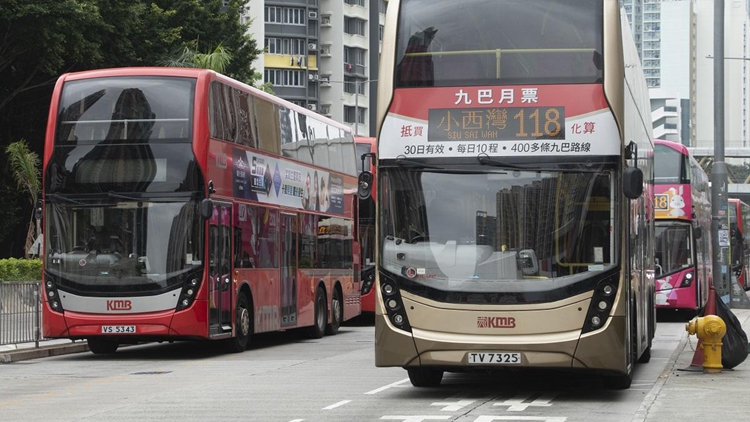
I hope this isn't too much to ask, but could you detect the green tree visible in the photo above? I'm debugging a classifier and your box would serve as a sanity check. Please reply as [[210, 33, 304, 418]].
[[161, 43, 233, 73], [5, 140, 41, 257]]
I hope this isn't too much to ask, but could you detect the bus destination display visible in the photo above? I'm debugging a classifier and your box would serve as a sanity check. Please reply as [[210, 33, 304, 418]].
[[427, 107, 565, 142]]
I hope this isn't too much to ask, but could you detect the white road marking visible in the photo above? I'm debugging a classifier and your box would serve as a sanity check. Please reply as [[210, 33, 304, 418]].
[[365, 378, 411, 394], [431, 399, 477, 411], [288, 420, 305, 422], [322, 400, 351, 410], [380, 417, 451, 422], [493, 393, 557, 411], [474, 417, 567, 422]]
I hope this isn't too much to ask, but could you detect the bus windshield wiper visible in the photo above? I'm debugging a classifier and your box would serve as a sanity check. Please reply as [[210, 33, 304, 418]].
[[108, 191, 142, 201], [394, 156, 445, 169], [45, 193, 84, 205], [476, 153, 527, 170]]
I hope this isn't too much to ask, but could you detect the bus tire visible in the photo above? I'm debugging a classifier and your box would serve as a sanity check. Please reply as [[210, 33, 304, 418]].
[[407, 367, 443, 387], [88, 338, 119, 355], [226, 293, 252, 353], [325, 286, 343, 336], [307, 286, 326, 339], [602, 371, 632, 389], [638, 346, 651, 363]]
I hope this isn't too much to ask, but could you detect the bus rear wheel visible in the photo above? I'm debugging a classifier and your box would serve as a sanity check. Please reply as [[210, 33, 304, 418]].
[[88, 338, 119, 355], [407, 367, 444, 387], [307, 286, 326, 339], [325, 287, 343, 336]]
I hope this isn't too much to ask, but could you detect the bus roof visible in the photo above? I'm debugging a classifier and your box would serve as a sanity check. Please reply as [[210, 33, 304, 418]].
[[56, 67, 354, 134], [654, 139, 689, 156]]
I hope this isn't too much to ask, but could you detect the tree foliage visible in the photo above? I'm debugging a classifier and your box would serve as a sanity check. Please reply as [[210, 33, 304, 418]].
[[0, 0, 262, 257], [5, 140, 41, 257]]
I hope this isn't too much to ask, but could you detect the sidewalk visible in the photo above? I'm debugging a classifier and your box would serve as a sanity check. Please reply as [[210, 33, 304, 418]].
[[0, 339, 88, 363], [635, 307, 750, 422]]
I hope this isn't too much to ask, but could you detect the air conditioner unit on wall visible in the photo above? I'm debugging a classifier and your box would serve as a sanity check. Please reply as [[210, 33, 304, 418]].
[[309, 11, 318, 19], [307, 104, 317, 111], [308, 43, 317, 51]]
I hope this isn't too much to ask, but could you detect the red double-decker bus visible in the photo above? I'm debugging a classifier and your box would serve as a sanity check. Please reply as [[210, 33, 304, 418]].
[[42, 67, 361, 354], [355, 137, 376, 313]]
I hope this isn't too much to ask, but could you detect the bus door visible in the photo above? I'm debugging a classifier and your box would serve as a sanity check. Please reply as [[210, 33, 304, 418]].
[[280, 213, 298, 327], [209, 202, 233, 335]]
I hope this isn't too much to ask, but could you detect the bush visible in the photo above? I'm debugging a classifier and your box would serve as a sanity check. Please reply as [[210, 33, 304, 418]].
[[0, 258, 42, 282]]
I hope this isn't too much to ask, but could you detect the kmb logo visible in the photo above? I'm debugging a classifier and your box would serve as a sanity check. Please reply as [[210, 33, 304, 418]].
[[106, 300, 132, 311], [477, 316, 516, 328]]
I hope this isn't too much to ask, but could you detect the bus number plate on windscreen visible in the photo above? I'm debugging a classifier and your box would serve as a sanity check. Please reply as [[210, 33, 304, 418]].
[[101, 326, 136, 334], [467, 352, 521, 364]]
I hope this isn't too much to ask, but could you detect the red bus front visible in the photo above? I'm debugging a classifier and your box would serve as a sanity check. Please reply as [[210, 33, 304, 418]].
[[41, 70, 211, 349], [653, 140, 711, 312]]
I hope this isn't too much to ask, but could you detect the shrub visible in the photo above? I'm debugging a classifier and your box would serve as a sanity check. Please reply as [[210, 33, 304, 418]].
[[0, 258, 42, 282]]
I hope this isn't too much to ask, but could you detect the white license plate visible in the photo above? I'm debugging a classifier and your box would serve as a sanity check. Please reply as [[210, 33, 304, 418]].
[[101, 325, 136, 334], [467, 352, 522, 365]]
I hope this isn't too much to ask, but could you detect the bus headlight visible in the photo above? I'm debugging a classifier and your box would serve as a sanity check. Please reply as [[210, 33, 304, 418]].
[[176, 270, 204, 311], [380, 272, 412, 333], [680, 272, 694, 288], [582, 272, 619, 334], [43, 272, 64, 314]]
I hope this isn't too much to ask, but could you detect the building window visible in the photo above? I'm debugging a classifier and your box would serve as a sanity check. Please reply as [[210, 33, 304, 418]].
[[344, 17, 366, 36], [265, 69, 305, 87], [265, 6, 306, 25], [344, 77, 366, 95], [344, 106, 365, 124], [345, 0, 365, 6], [265, 38, 307, 55]]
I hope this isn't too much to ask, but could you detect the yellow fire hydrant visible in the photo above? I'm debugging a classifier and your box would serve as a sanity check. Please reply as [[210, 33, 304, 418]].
[[686, 315, 727, 374]]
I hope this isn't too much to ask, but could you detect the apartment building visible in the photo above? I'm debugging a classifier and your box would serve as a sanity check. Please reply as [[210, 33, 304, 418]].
[[246, 0, 386, 136]]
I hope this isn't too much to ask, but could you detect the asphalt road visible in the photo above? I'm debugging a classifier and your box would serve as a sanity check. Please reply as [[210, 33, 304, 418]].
[[0, 316, 688, 422]]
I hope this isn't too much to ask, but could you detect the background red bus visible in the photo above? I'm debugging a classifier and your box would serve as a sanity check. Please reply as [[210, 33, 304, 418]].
[[653, 139, 711, 313], [729, 198, 750, 290], [42, 67, 361, 354], [355, 137, 376, 313]]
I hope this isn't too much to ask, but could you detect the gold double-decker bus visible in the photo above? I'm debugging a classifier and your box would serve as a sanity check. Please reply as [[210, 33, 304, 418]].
[[360, 0, 655, 389]]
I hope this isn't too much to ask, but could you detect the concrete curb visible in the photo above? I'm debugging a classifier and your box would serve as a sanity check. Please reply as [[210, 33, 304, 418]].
[[631, 327, 690, 422], [0, 343, 89, 364]]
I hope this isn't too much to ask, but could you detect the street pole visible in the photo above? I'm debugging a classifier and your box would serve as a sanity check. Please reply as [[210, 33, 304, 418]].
[[355, 80, 359, 136], [711, 0, 730, 305]]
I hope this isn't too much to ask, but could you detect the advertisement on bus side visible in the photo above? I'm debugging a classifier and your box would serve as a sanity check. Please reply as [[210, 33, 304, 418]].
[[231, 148, 345, 215], [379, 84, 620, 159]]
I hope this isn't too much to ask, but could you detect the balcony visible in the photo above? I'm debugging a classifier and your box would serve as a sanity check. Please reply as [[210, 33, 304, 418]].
[[344, 62, 367, 76]]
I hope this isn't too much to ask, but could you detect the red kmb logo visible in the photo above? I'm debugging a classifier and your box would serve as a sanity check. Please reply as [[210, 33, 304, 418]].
[[106, 300, 132, 311], [477, 316, 516, 328]]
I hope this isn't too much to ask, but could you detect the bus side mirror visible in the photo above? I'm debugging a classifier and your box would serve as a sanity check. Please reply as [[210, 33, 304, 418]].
[[358, 171, 373, 200], [623, 167, 643, 199], [34, 199, 43, 221], [200, 198, 214, 220]]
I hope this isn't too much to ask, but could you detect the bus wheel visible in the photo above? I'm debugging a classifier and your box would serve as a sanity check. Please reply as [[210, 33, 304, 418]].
[[638, 346, 651, 363], [226, 293, 252, 353], [407, 367, 443, 387], [602, 371, 632, 389], [307, 286, 326, 339], [325, 287, 343, 336], [88, 338, 119, 355]]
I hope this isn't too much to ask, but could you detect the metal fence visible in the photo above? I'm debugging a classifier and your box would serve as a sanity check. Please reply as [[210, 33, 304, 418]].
[[0, 282, 42, 347]]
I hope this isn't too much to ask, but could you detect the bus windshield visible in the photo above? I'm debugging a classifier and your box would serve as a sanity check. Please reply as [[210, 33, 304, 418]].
[[45, 200, 204, 294], [379, 167, 617, 303], [654, 144, 689, 184], [395, 0, 603, 87], [654, 224, 691, 277]]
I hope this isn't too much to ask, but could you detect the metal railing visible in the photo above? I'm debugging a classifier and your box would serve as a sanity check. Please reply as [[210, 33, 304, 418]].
[[0, 282, 42, 347]]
